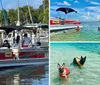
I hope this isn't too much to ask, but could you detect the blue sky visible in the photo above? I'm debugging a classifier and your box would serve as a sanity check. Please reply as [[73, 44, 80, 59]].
[[50, 0, 100, 21], [0, 0, 42, 10]]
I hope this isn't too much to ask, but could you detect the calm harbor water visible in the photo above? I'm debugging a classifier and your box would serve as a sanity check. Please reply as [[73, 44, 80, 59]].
[[0, 65, 48, 85], [50, 21, 100, 41], [50, 43, 100, 85]]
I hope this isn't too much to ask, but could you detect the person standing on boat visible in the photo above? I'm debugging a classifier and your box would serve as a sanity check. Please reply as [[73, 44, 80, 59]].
[[22, 33, 31, 48], [13, 35, 20, 47]]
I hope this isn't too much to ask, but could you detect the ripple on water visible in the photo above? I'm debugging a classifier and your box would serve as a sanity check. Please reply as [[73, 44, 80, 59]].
[[50, 22, 100, 41], [0, 65, 48, 85]]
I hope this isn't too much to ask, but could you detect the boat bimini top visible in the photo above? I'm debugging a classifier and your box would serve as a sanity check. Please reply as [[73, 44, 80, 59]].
[[0, 25, 33, 34]]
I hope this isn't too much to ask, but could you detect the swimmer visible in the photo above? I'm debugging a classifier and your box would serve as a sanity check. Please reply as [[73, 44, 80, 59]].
[[63, 30, 66, 33], [98, 27, 100, 31], [76, 26, 80, 32]]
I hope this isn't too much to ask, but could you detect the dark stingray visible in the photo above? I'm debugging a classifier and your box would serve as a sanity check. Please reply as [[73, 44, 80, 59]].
[[56, 7, 77, 14]]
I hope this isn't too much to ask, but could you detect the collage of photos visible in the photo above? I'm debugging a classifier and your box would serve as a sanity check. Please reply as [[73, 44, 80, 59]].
[[0, 0, 49, 85], [0, 0, 100, 85]]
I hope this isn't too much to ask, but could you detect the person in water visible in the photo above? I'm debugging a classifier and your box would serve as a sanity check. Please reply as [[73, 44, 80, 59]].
[[22, 33, 31, 48], [98, 27, 100, 31], [76, 26, 80, 32], [63, 30, 66, 33], [57, 63, 70, 81], [2, 40, 10, 48]]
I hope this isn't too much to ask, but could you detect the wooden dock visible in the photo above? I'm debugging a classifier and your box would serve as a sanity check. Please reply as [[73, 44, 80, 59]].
[[50, 24, 83, 32], [0, 58, 48, 68]]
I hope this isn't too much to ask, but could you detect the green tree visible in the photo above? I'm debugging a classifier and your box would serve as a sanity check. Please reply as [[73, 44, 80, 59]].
[[0, 3, 49, 26], [7, 9, 17, 25], [0, 10, 8, 26], [38, 2, 49, 24]]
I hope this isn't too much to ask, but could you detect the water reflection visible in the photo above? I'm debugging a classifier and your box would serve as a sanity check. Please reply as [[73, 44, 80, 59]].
[[0, 65, 48, 85]]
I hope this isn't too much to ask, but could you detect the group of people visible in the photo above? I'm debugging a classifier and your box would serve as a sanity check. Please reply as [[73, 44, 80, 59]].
[[1, 33, 41, 49]]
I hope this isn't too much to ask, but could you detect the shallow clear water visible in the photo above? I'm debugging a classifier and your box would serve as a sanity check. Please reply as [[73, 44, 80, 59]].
[[50, 22, 100, 41], [50, 43, 100, 85], [0, 65, 48, 85]]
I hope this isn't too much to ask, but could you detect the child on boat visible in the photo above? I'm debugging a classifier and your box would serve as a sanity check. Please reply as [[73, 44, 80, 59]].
[[2, 40, 10, 48]]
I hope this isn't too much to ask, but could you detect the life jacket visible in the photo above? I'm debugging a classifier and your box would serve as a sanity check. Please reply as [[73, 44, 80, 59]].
[[59, 68, 70, 78]]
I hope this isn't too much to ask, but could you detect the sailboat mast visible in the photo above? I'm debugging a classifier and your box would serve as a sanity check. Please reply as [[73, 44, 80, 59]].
[[0, 0, 8, 26], [43, 0, 45, 23], [26, 0, 33, 24], [16, 0, 20, 26]]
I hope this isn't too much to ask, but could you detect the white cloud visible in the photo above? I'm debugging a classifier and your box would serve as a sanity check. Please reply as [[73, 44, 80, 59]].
[[90, 1, 100, 5], [87, 12, 90, 16], [74, 0, 79, 3], [57, 2, 62, 5], [57, 1, 71, 6], [50, 5, 100, 21], [50, 6, 59, 10], [86, 6, 100, 12], [76, 6, 100, 21], [84, 0, 90, 2], [63, 1, 71, 6]]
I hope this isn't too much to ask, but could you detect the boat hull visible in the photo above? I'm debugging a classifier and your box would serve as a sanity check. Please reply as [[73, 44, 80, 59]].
[[0, 48, 47, 60]]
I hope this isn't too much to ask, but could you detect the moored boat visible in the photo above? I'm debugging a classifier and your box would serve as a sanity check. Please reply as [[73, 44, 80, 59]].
[[50, 17, 82, 32], [0, 25, 48, 67]]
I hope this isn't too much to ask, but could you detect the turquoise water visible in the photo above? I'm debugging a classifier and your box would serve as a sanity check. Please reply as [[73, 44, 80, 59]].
[[0, 65, 48, 85], [50, 21, 100, 41], [50, 43, 100, 85]]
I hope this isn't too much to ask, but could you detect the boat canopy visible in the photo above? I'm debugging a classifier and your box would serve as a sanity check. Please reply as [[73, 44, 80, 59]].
[[24, 24, 49, 29], [0, 25, 33, 34], [39, 24, 48, 29]]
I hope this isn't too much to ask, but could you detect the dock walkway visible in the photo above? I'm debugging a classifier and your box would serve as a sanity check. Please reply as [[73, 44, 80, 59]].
[[50, 24, 83, 32]]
